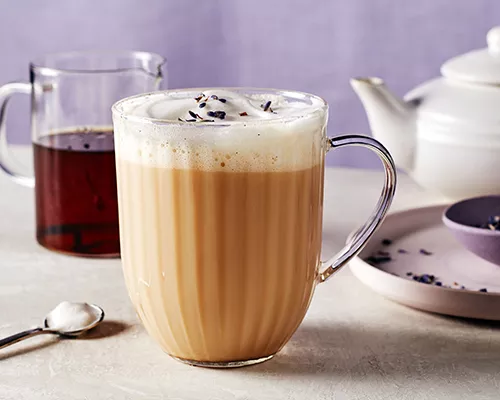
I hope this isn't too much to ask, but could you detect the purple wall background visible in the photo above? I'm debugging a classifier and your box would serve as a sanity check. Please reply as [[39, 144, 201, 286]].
[[1, 0, 499, 168]]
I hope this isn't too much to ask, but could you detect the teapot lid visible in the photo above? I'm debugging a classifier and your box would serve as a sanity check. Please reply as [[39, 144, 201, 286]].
[[441, 27, 500, 84]]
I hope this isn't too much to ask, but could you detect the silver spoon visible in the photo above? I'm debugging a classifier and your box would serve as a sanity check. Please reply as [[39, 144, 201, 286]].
[[0, 303, 104, 350]]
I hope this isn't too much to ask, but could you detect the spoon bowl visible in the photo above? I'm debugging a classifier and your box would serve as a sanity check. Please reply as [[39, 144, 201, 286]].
[[44, 303, 105, 337], [443, 195, 500, 266]]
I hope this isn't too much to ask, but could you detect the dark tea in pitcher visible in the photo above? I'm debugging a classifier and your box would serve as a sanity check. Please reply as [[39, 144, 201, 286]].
[[33, 129, 119, 257]]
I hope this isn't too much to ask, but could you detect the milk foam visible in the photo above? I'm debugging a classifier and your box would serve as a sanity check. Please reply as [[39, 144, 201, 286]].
[[113, 89, 327, 172]]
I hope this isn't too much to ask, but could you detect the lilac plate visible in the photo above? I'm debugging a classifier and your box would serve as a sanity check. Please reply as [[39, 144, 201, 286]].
[[443, 196, 500, 267], [350, 205, 500, 321]]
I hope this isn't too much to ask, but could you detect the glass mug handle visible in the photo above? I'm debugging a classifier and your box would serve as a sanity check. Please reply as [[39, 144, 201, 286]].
[[319, 134, 397, 282], [0, 82, 34, 188]]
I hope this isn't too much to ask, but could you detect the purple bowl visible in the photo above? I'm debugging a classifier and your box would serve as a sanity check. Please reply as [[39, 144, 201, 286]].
[[443, 196, 500, 266]]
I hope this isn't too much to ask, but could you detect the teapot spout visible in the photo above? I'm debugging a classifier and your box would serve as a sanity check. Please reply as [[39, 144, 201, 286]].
[[350, 77, 417, 172]]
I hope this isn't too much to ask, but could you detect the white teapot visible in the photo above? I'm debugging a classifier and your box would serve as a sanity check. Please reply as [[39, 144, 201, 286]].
[[351, 26, 500, 200]]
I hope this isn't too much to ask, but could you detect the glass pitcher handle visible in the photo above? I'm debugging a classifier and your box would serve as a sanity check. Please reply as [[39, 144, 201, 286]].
[[319, 134, 397, 283], [0, 82, 34, 188]]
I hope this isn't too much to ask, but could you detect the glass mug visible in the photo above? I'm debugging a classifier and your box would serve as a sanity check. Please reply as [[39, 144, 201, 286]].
[[0, 51, 166, 257], [112, 88, 396, 367]]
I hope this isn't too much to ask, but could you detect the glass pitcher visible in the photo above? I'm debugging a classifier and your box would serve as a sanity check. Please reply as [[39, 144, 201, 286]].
[[0, 51, 166, 257]]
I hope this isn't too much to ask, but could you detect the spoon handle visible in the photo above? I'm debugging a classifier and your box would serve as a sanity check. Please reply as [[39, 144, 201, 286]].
[[0, 327, 46, 350]]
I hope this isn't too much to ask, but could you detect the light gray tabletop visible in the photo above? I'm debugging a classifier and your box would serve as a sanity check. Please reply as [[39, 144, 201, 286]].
[[0, 150, 498, 400]]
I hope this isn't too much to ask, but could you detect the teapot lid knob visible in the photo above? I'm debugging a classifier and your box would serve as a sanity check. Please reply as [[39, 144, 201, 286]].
[[487, 26, 500, 55]]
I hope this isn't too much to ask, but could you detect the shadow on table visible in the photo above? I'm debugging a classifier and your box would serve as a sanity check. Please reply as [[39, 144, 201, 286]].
[[0, 336, 60, 361], [81, 320, 131, 340], [0, 320, 131, 360], [240, 314, 500, 377]]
